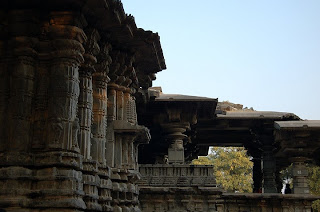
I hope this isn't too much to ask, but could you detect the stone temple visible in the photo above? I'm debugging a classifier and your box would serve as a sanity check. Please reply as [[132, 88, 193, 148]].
[[0, 1, 319, 212]]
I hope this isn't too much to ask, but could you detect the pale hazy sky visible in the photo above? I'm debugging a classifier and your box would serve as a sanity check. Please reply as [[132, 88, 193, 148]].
[[122, 0, 320, 120]]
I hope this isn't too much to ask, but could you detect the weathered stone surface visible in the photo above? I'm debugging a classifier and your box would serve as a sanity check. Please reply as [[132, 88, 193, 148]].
[[0, 1, 165, 211], [1, 1, 320, 212]]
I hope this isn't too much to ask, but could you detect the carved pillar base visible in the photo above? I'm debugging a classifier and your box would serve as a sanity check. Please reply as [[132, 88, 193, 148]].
[[82, 159, 101, 211], [0, 165, 33, 211], [98, 164, 113, 211], [111, 168, 122, 211], [32, 152, 85, 211]]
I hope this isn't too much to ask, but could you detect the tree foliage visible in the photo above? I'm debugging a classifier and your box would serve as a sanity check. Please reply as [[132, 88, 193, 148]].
[[308, 165, 320, 212], [192, 147, 253, 192], [191, 156, 213, 165]]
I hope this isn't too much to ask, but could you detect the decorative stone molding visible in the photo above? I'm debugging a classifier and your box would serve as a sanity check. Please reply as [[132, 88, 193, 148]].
[[138, 164, 217, 187]]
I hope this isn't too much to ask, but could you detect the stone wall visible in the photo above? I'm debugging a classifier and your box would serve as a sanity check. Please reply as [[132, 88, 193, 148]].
[[137, 165, 318, 212], [138, 165, 222, 212]]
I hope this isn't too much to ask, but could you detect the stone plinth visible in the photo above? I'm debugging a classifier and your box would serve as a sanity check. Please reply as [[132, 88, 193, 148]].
[[220, 193, 318, 212], [138, 164, 221, 211]]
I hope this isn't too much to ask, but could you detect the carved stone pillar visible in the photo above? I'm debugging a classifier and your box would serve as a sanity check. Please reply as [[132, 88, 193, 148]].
[[128, 138, 135, 169], [117, 134, 137, 170], [108, 83, 117, 122], [91, 42, 113, 211], [33, 53, 50, 150], [106, 83, 118, 167], [290, 157, 310, 194], [0, 10, 38, 211], [115, 135, 123, 169], [92, 58, 108, 163], [46, 11, 86, 152], [78, 28, 100, 159], [117, 87, 125, 121], [79, 29, 104, 212], [7, 13, 37, 154], [262, 145, 277, 193], [122, 136, 130, 169], [31, 11, 87, 211], [162, 123, 189, 164], [91, 43, 111, 166], [123, 89, 131, 123], [98, 165, 113, 211]]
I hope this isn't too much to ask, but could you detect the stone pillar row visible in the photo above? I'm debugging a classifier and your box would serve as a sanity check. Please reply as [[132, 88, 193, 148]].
[[107, 79, 143, 211], [0, 10, 143, 212], [252, 136, 311, 194]]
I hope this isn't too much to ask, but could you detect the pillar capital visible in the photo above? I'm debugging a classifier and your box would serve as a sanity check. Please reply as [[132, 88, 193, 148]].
[[80, 28, 100, 74]]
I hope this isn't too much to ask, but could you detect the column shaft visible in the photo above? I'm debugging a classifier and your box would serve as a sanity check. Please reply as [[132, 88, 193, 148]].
[[291, 157, 309, 194], [46, 18, 86, 151], [92, 72, 108, 164], [262, 146, 277, 193], [252, 154, 263, 193], [78, 70, 93, 158], [106, 85, 117, 167]]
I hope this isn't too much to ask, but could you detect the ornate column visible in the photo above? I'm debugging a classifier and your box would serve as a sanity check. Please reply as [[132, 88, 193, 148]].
[[32, 11, 87, 211], [162, 123, 189, 164], [123, 89, 131, 123], [122, 136, 130, 169], [92, 42, 111, 165], [116, 86, 125, 121], [0, 10, 38, 211], [114, 134, 123, 169], [79, 28, 104, 212], [33, 45, 50, 150], [93, 43, 113, 211], [114, 85, 128, 170], [290, 157, 309, 194], [107, 51, 124, 211], [7, 11, 37, 154], [128, 138, 135, 169], [106, 83, 118, 167], [106, 51, 127, 168], [79, 28, 100, 159], [46, 11, 86, 152]]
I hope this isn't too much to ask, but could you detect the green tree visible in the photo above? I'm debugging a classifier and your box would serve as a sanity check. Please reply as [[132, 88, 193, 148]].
[[192, 156, 213, 165], [308, 165, 320, 211], [192, 147, 253, 193]]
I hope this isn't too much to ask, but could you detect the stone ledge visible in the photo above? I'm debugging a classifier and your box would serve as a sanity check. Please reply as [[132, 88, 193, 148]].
[[221, 192, 320, 200]]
